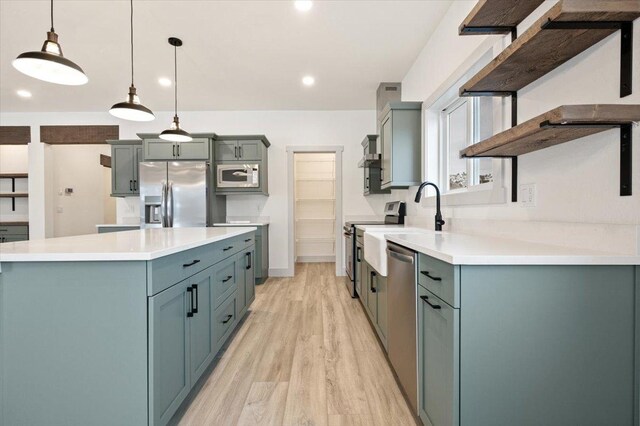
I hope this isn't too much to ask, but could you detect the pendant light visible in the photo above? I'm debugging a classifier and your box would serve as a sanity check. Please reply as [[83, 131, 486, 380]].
[[12, 0, 88, 86], [109, 0, 154, 121], [159, 37, 192, 142]]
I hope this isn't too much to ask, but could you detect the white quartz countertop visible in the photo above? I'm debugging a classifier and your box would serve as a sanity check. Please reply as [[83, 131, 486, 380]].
[[354, 224, 406, 231], [0, 227, 256, 262], [95, 224, 140, 228], [385, 231, 640, 265]]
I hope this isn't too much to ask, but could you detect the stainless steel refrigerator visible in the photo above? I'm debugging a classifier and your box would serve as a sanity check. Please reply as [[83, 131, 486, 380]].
[[139, 161, 209, 228]]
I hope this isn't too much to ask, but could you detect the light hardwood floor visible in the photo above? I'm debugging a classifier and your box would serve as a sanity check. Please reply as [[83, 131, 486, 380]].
[[174, 263, 417, 426]]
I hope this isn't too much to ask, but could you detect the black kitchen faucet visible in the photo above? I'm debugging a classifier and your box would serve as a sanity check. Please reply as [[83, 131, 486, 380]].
[[414, 181, 445, 231]]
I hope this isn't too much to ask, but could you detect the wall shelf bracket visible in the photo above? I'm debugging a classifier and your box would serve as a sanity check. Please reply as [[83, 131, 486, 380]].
[[539, 120, 634, 196], [541, 20, 633, 97]]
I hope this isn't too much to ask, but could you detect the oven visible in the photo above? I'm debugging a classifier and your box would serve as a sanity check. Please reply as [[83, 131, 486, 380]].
[[216, 163, 260, 188], [343, 225, 354, 281]]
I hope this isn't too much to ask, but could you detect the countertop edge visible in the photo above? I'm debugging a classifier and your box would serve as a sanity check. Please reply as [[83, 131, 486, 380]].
[[0, 227, 257, 262], [384, 234, 640, 266]]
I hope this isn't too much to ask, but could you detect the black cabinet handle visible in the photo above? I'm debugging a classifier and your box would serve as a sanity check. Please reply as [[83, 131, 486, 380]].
[[173, 144, 176, 157], [133, 180, 137, 191], [234, 146, 238, 158], [246, 252, 252, 270], [129, 180, 133, 191], [187, 287, 194, 317], [244, 238, 252, 242], [192, 284, 198, 314], [177, 144, 181, 157], [222, 314, 233, 324], [370, 271, 377, 293], [222, 275, 233, 283], [182, 259, 201, 268], [223, 246, 234, 251], [420, 295, 441, 310], [420, 271, 442, 281], [356, 246, 362, 262], [239, 146, 243, 158]]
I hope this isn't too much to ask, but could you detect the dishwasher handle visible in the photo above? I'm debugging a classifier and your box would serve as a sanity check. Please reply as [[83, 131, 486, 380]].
[[387, 247, 415, 264]]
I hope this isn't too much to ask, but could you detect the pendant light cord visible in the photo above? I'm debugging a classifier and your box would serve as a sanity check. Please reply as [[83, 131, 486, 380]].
[[174, 45, 178, 116], [130, 0, 134, 86], [50, 0, 54, 31]]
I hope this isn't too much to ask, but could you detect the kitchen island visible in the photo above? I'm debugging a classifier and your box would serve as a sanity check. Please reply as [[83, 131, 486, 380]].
[[0, 227, 257, 426]]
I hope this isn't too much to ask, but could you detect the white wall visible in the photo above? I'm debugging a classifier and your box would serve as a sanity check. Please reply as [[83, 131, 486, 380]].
[[0, 109, 382, 272], [399, 1, 640, 239], [49, 145, 115, 237]]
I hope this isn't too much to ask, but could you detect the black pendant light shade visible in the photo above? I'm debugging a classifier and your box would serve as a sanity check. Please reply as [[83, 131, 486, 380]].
[[109, 0, 154, 121], [160, 37, 191, 142], [12, 0, 88, 85]]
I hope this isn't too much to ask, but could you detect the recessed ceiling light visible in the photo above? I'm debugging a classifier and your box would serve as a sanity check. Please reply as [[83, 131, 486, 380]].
[[302, 75, 315, 86], [294, 1, 313, 12], [16, 89, 32, 98], [158, 77, 172, 87]]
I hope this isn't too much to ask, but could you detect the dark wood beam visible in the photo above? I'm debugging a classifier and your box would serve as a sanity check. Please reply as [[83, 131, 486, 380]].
[[40, 125, 119, 145], [0, 126, 31, 145], [100, 154, 112, 168]]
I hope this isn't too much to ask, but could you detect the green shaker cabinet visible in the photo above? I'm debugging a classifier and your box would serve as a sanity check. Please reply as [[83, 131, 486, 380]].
[[188, 269, 215, 386], [108, 140, 143, 197], [362, 260, 388, 349], [215, 139, 262, 161], [143, 138, 209, 161], [379, 102, 422, 189], [214, 223, 269, 284], [148, 279, 192, 426]]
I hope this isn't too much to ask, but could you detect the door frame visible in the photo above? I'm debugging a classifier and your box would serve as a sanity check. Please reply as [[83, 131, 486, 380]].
[[286, 146, 344, 277]]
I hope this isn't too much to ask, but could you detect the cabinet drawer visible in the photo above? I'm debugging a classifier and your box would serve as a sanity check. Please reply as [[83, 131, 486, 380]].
[[0, 225, 28, 235], [418, 254, 459, 308], [148, 244, 219, 296], [212, 236, 243, 261], [214, 257, 238, 308], [240, 233, 255, 248], [214, 293, 237, 348]]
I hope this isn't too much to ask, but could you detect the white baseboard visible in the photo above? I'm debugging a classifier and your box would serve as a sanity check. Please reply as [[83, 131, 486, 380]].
[[269, 268, 293, 277]]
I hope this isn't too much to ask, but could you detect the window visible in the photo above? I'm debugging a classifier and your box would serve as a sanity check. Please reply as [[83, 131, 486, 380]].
[[440, 96, 494, 192]]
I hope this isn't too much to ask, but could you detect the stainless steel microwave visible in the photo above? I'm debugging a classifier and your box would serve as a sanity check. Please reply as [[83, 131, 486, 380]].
[[216, 163, 260, 188]]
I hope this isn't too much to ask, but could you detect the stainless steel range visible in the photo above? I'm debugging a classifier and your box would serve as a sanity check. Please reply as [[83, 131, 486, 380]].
[[343, 201, 405, 298]]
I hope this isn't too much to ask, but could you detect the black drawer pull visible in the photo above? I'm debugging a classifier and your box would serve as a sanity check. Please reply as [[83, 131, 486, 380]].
[[192, 284, 198, 314], [187, 287, 194, 317], [420, 271, 442, 281], [420, 295, 441, 310], [223, 246, 234, 251], [222, 275, 233, 283], [222, 314, 233, 324], [182, 259, 201, 268], [244, 238, 252, 242], [246, 252, 252, 270], [370, 270, 377, 293]]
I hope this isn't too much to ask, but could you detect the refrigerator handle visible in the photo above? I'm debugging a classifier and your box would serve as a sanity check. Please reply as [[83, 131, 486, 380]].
[[160, 181, 167, 227], [167, 181, 174, 227]]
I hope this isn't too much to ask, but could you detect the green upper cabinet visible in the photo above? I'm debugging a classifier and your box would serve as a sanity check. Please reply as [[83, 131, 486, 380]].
[[214, 137, 268, 162], [379, 102, 422, 189], [215, 140, 239, 161], [142, 138, 209, 161], [108, 140, 143, 197]]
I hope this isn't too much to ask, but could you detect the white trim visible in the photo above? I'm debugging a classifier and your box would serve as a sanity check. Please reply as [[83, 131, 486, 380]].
[[268, 268, 292, 278], [287, 145, 344, 278], [422, 39, 509, 207]]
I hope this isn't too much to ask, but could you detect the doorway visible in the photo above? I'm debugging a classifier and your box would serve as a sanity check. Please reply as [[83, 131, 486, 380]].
[[287, 146, 343, 277]]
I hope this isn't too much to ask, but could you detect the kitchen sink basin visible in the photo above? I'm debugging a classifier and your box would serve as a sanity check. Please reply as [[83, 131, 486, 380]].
[[363, 227, 425, 276]]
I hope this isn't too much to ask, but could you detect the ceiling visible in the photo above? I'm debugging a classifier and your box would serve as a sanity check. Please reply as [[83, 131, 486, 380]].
[[0, 0, 451, 112]]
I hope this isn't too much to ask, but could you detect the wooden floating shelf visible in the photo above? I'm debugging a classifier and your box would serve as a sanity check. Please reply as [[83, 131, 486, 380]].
[[0, 173, 28, 179], [460, 0, 640, 97], [461, 104, 640, 196], [0, 193, 28, 198], [461, 105, 640, 157], [459, 0, 545, 35]]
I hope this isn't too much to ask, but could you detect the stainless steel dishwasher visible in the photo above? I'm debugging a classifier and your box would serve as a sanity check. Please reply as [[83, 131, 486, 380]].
[[386, 241, 418, 413]]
